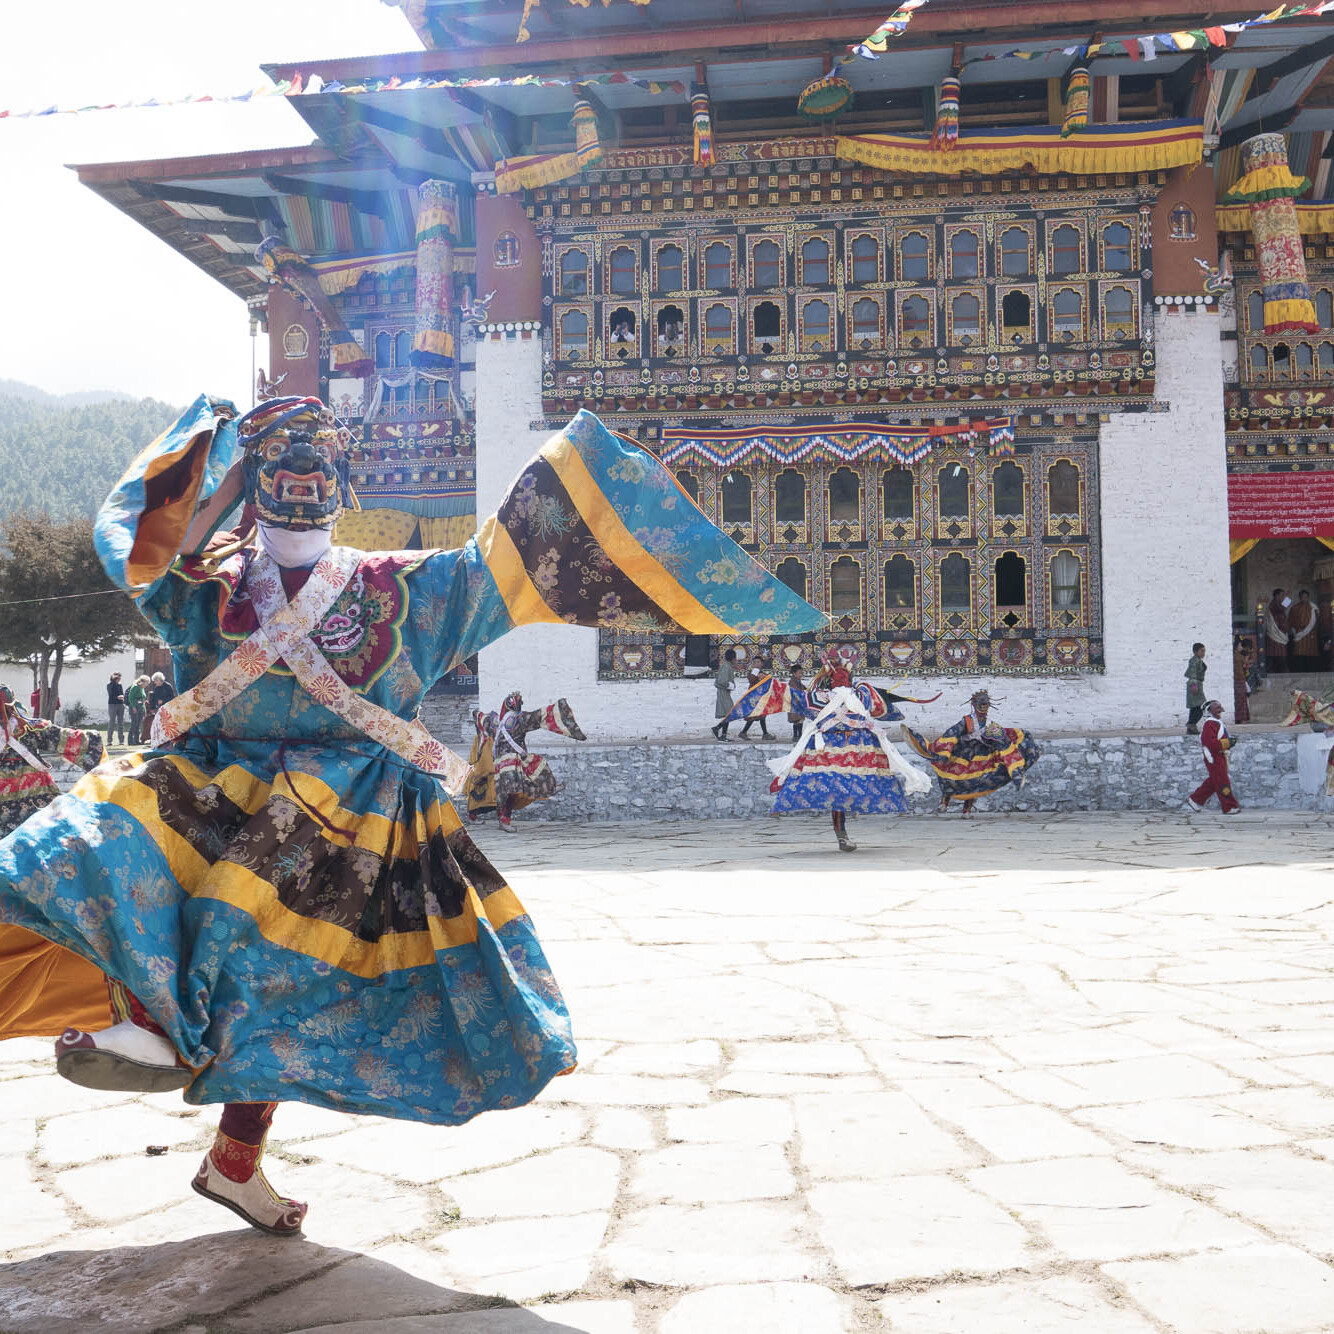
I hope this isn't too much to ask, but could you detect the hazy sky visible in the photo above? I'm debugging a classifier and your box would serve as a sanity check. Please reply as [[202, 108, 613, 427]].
[[1, 2, 415, 407]]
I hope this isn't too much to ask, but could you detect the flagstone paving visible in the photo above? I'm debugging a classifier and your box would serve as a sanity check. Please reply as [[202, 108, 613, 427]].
[[2, 810, 1334, 1332]]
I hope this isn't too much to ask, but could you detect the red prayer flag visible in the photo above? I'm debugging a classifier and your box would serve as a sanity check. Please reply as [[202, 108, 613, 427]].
[[1122, 38, 1140, 58], [1204, 26, 1228, 44]]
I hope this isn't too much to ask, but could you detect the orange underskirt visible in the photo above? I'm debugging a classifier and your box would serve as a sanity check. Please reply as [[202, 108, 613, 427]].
[[0, 925, 110, 1040]]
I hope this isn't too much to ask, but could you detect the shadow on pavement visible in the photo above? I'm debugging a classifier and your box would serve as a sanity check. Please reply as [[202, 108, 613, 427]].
[[0, 1232, 595, 1333]]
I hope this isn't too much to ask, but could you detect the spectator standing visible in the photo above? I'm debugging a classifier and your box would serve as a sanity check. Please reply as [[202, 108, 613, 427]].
[[1264, 588, 1290, 674], [106, 672, 126, 746], [125, 675, 148, 746], [1186, 700, 1241, 814], [711, 649, 738, 741], [143, 671, 176, 743], [1184, 642, 1208, 735], [1289, 589, 1320, 671]]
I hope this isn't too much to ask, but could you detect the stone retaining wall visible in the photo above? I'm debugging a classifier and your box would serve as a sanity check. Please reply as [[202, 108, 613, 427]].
[[473, 729, 1334, 823]]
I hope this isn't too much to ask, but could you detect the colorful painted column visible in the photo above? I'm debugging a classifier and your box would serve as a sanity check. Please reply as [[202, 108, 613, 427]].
[[410, 179, 458, 371], [1224, 132, 1319, 334]]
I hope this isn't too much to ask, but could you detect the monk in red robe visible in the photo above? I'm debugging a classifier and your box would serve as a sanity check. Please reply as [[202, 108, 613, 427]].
[[1265, 588, 1289, 674]]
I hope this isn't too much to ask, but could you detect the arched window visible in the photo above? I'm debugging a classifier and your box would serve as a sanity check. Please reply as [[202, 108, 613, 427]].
[[1273, 342, 1291, 376], [830, 556, 862, 613], [1318, 290, 1333, 327], [705, 242, 732, 289], [394, 330, 411, 367], [1052, 288, 1083, 338], [657, 304, 685, 354], [753, 239, 781, 288], [1051, 224, 1082, 275], [374, 331, 392, 369], [1103, 222, 1133, 270], [1247, 291, 1266, 331], [994, 552, 1027, 608], [1322, 344, 1334, 373], [829, 468, 861, 522], [1104, 286, 1136, 337], [775, 470, 806, 524], [609, 246, 638, 295], [674, 469, 699, 503], [883, 467, 914, 520], [776, 557, 807, 601], [939, 552, 971, 611], [1001, 290, 1031, 336], [1248, 345, 1269, 379], [753, 301, 782, 354], [901, 231, 929, 281], [1047, 460, 1080, 516], [802, 237, 831, 285], [851, 235, 880, 283], [852, 298, 881, 346], [801, 298, 832, 351], [1297, 343, 1315, 378], [938, 464, 969, 517], [951, 292, 981, 340], [901, 294, 931, 337], [992, 461, 1024, 517], [704, 303, 734, 354], [1051, 551, 1082, 612], [950, 231, 980, 279], [1000, 227, 1030, 277], [656, 244, 683, 292], [721, 471, 752, 524], [559, 250, 588, 296], [560, 309, 589, 358], [609, 306, 637, 357], [884, 555, 915, 609]]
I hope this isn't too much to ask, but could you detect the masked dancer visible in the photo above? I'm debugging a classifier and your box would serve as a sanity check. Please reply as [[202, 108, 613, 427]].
[[0, 398, 822, 1236]]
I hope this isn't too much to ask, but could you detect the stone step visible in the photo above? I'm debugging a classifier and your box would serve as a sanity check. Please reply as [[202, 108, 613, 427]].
[[1248, 673, 1334, 722]]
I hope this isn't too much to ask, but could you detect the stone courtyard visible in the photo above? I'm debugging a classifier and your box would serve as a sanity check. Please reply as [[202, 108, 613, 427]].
[[2, 810, 1334, 1333]]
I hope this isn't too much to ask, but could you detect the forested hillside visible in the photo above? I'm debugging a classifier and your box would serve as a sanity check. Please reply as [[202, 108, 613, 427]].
[[0, 388, 182, 519]]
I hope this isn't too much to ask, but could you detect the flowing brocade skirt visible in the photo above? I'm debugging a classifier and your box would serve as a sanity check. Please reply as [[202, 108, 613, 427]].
[[0, 740, 575, 1125], [770, 726, 911, 815], [902, 726, 1041, 800]]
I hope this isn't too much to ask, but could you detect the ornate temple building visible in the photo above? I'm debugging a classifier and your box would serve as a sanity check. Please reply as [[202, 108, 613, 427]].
[[74, 0, 1334, 735]]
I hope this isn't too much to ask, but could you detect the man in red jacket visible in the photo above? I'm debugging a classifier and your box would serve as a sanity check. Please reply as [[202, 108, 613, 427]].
[[1187, 699, 1240, 814]]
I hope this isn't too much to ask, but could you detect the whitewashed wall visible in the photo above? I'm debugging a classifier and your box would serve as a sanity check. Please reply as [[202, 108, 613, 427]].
[[0, 647, 139, 727], [474, 314, 1231, 741]]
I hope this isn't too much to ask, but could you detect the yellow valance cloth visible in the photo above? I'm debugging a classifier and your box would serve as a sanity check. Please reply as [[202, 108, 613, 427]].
[[333, 508, 476, 551], [835, 120, 1203, 178], [1217, 203, 1334, 235], [1222, 163, 1311, 205], [1319, 536, 1334, 554], [495, 150, 583, 194], [311, 249, 475, 296], [1229, 538, 1258, 564]]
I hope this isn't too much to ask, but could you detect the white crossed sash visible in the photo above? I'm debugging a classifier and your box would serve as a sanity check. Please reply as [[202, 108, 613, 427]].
[[152, 546, 469, 794], [2, 720, 50, 778]]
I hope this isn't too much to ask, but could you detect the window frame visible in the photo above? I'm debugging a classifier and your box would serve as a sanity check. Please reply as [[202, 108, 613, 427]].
[[703, 239, 735, 291], [898, 228, 932, 282], [653, 240, 685, 293], [1100, 220, 1136, 272], [1049, 285, 1086, 340], [798, 294, 835, 353], [701, 299, 737, 356], [998, 224, 1034, 278], [799, 233, 834, 286], [897, 291, 935, 344], [556, 304, 594, 361], [947, 226, 982, 280], [556, 245, 591, 297], [1049, 222, 1083, 276], [607, 243, 640, 296], [849, 293, 885, 349], [948, 288, 985, 342], [848, 230, 883, 284], [748, 236, 784, 289]]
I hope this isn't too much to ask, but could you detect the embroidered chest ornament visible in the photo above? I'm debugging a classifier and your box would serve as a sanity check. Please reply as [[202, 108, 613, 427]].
[[239, 397, 356, 531]]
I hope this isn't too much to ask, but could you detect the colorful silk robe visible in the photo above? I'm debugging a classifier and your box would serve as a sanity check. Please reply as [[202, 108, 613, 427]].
[[0, 717, 103, 838], [769, 684, 930, 815], [903, 711, 1041, 800], [0, 401, 822, 1124], [466, 700, 584, 818]]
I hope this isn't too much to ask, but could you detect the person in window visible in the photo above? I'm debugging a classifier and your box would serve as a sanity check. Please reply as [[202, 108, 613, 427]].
[[769, 649, 930, 852], [903, 689, 1041, 818], [611, 318, 634, 344], [1186, 700, 1241, 815]]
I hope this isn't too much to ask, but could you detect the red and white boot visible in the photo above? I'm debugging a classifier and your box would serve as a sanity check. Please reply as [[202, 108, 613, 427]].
[[192, 1103, 307, 1237], [55, 979, 189, 1093]]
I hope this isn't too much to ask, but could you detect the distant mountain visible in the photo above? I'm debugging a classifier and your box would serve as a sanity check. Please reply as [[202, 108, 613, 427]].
[[0, 391, 183, 521], [0, 379, 138, 408]]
